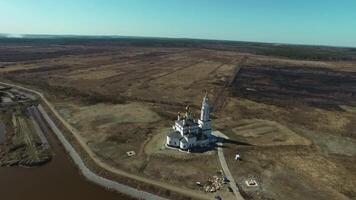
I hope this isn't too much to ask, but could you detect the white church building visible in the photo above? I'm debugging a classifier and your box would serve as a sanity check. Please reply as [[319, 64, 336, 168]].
[[166, 93, 215, 151]]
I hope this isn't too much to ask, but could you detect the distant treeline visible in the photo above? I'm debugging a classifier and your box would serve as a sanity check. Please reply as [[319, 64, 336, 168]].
[[252, 45, 356, 61], [0, 37, 355, 61]]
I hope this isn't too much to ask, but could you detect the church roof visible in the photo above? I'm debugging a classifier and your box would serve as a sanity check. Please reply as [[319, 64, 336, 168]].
[[168, 131, 182, 139], [175, 119, 199, 127], [185, 133, 196, 138], [180, 138, 188, 144]]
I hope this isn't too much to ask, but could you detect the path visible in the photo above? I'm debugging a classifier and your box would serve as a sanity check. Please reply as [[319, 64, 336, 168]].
[[0, 81, 212, 200], [212, 56, 248, 113], [213, 131, 244, 200], [38, 104, 168, 200]]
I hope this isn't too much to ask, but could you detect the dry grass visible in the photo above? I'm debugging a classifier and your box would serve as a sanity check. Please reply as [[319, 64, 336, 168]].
[[231, 119, 311, 146], [1, 42, 356, 199]]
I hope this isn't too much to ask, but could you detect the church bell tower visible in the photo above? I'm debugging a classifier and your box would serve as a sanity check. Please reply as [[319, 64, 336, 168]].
[[198, 92, 212, 136]]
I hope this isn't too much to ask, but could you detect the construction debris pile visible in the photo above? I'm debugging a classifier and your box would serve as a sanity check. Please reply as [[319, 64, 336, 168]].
[[0, 86, 37, 109], [0, 85, 52, 167], [200, 170, 228, 193]]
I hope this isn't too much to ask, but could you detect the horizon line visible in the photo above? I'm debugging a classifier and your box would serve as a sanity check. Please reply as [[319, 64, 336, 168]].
[[0, 32, 355, 49]]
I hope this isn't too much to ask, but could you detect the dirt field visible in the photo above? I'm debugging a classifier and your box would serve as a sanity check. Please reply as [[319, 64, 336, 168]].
[[0, 38, 355, 199], [229, 119, 311, 146], [53, 100, 230, 198]]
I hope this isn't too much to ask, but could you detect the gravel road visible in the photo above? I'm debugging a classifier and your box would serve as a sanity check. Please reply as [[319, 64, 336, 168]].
[[213, 131, 244, 200], [38, 104, 169, 200]]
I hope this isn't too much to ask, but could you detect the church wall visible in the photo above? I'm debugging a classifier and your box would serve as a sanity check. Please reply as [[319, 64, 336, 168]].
[[167, 136, 179, 147]]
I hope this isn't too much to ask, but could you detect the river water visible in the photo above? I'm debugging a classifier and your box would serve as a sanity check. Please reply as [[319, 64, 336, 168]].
[[0, 120, 132, 200]]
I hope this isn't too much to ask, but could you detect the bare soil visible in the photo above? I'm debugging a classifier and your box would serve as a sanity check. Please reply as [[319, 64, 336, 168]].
[[0, 107, 52, 167]]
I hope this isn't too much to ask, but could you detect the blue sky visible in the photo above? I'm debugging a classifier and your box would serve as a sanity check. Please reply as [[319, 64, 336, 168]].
[[1, 0, 356, 47]]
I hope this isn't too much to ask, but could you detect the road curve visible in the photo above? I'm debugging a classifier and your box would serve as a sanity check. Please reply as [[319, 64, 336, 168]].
[[0, 81, 212, 200], [37, 104, 167, 200], [213, 131, 244, 200]]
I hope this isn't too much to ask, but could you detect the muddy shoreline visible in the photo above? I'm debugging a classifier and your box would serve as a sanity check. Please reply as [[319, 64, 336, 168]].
[[0, 109, 133, 200]]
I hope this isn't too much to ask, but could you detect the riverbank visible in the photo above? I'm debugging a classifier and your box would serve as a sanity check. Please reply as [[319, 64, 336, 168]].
[[0, 81, 191, 200], [0, 102, 52, 167], [0, 104, 133, 200], [38, 104, 169, 200]]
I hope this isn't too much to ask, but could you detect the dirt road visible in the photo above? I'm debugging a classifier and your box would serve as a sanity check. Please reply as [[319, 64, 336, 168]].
[[213, 131, 244, 200], [36, 104, 168, 200], [0, 81, 213, 200]]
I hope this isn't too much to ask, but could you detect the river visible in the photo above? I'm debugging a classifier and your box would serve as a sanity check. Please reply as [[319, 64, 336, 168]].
[[0, 118, 132, 200]]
